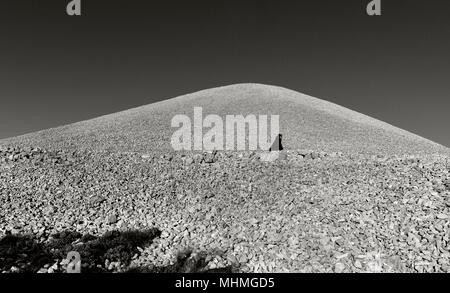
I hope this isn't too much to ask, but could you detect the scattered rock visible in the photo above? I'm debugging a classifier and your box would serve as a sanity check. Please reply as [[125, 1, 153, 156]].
[[89, 195, 106, 205], [278, 152, 288, 161], [107, 214, 118, 224], [334, 262, 346, 273], [444, 180, 450, 190], [1, 147, 450, 273]]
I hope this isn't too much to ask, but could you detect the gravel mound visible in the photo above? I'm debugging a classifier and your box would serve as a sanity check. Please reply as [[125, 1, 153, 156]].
[[1, 146, 450, 273], [1, 84, 447, 155]]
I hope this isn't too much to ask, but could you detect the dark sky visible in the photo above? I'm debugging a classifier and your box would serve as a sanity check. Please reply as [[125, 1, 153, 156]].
[[1, 0, 449, 147]]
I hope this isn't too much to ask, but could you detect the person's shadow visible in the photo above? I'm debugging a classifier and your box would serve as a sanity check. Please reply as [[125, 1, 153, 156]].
[[269, 134, 283, 151]]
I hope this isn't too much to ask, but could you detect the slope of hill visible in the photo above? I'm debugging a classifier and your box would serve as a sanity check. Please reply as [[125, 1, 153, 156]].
[[1, 83, 447, 155], [1, 84, 450, 273]]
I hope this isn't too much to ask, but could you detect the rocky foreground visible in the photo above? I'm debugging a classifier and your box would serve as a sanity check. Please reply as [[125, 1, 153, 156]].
[[1, 145, 450, 273]]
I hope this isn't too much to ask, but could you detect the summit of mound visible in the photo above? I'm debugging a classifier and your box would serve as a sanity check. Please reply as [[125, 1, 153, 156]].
[[1, 84, 448, 155]]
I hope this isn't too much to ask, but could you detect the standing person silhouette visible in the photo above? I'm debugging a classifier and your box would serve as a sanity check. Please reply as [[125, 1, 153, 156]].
[[269, 134, 283, 151]]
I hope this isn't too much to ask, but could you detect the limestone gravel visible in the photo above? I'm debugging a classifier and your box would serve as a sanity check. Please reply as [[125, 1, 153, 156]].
[[1, 146, 450, 273]]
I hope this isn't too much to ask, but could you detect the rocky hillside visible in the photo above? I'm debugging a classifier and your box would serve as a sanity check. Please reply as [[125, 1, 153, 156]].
[[1, 84, 449, 273], [1, 146, 450, 273], [1, 84, 447, 155]]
